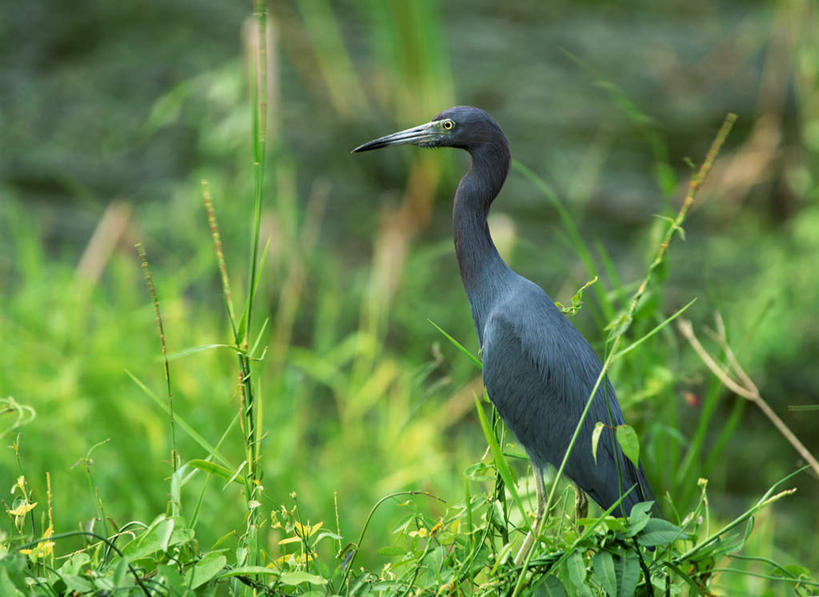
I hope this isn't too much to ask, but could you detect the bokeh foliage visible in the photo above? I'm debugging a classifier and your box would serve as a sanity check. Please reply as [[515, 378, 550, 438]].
[[1, 0, 818, 593]]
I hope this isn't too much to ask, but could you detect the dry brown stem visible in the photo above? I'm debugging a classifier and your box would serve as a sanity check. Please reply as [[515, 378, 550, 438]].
[[677, 315, 819, 477]]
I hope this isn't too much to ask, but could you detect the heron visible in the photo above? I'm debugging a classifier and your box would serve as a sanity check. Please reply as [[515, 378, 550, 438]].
[[353, 106, 656, 562]]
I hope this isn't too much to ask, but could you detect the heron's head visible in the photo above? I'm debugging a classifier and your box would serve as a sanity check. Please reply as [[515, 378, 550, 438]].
[[352, 106, 504, 154]]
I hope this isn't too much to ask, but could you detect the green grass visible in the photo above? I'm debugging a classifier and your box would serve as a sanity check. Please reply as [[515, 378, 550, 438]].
[[1, 1, 818, 594]]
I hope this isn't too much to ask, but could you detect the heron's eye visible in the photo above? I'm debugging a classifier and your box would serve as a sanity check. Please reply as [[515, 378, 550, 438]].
[[442, 119, 454, 130]]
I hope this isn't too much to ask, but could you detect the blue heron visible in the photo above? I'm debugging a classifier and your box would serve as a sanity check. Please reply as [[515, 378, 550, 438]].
[[353, 106, 656, 561]]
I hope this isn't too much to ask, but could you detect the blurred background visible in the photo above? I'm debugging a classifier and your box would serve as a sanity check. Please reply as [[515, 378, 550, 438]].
[[1, 0, 818, 577]]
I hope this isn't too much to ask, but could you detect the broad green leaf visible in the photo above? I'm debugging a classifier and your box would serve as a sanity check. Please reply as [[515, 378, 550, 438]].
[[122, 516, 174, 560], [626, 502, 653, 537], [156, 564, 186, 594], [57, 552, 90, 576], [566, 551, 588, 592], [592, 551, 617, 597], [533, 575, 567, 596], [188, 552, 228, 589], [63, 574, 94, 594], [614, 549, 640, 597], [615, 425, 640, 468], [279, 571, 328, 586], [111, 557, 130, 588], [636, 518, 686, 547], [591, 422, 605, 465], [121, 516, 194, 561], [94, 577, 115, 592], [0, 568, 24, 597]]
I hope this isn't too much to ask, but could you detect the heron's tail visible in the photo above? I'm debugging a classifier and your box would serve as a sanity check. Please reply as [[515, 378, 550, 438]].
[[619, 459, 661, 519]]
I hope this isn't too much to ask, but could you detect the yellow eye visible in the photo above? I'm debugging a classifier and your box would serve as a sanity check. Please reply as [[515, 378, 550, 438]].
[[442, 119, 454, 130]]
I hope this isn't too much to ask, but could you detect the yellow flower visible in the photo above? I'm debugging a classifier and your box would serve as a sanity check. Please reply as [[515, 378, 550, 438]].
[[275, 552, 315, 565], [20, 525, 54, 560], [294, 520, 322, 538], [7, 502, 37, 517], [7, 501, 37, 532], [20, 540, 54, 559]]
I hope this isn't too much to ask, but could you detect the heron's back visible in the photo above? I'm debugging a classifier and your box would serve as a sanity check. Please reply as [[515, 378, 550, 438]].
[[480, 276, 655, 516]]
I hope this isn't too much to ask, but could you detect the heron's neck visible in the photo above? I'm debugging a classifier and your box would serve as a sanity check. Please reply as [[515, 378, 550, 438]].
[[453, 141, 512, 334]]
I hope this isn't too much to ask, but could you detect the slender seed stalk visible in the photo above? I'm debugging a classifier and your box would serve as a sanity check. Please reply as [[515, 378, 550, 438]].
[[202, 180, 238, 337], [136, 242, 178, 480]]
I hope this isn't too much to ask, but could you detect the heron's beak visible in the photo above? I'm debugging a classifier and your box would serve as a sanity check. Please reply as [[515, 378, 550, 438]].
[[352, 120, 444, 153]]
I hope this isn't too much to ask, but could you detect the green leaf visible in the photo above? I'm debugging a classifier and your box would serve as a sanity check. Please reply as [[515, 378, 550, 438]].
[[188, 552, 228, 589], [126, 370, 233, 468], [592, 551, 617, 597], [185, 459, 244, 485], [604, 312, 631, 338], [612, 298, 696, 361], [566, 551, 588, 591], [279, 571, 328, 586], [578, 516, 627, 532], [429, 320, 482, 369], [556, 276, 598, 316], [626, 502, 653, 537], [465, 461, 494, 481], [249, 317, 270, 359], [63, 574, 94, 594], [111, 557, 130, 588], [0, 568, 24, 597], [774, 563, 811, 578], [615, 425, 640, 468], [121, 516, 194, 561], [164, 343, 244, 361], [533, 575, 568, 596], [146, 81, 190, 130], [636, 518, 686, 547], [376, 545, 406, 557], [57, 552, 90, 576], [614, 549, 640, 597], [591, 422, 605, 465], [156, 564, 186, 594], [473, 395, 529, 535], [122, 516, 174, 560]]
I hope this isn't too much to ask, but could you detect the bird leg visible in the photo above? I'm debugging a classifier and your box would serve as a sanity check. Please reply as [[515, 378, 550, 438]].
[[514, 467, 546, 566]]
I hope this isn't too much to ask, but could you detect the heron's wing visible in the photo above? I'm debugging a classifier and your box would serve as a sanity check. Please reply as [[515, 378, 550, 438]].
[[481, 281, 654, 516]]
